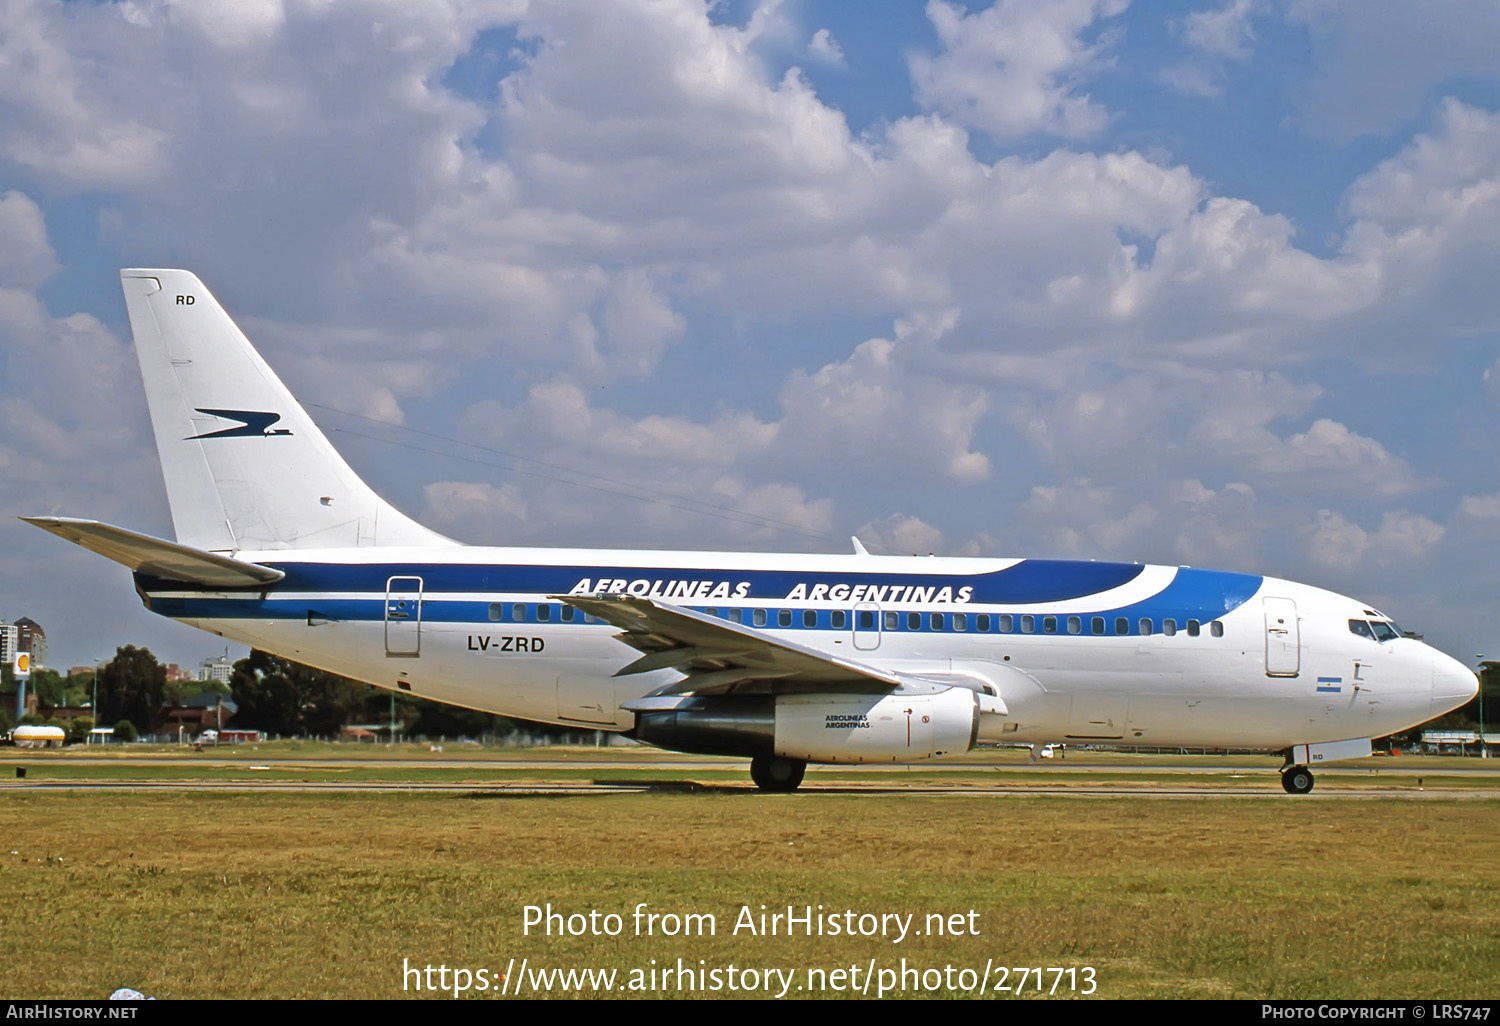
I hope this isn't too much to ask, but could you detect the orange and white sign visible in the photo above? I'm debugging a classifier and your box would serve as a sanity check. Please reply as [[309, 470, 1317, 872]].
[[13, 652, 30, 679]]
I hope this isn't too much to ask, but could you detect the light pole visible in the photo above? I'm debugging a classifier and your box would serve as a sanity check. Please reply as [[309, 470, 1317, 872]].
[[92, 656, 102, 744], [1479, 655, 1488, 759]]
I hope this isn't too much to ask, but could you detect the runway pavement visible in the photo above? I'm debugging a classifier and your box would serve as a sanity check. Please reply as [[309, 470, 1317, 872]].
[[4, 750, 1496, 798]]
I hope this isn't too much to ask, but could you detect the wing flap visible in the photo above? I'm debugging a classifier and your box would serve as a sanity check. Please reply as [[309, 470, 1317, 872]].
[[22, 517, 285, 588]]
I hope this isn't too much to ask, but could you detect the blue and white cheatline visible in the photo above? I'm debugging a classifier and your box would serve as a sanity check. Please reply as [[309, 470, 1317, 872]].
[[26, 271, 1477, 793]]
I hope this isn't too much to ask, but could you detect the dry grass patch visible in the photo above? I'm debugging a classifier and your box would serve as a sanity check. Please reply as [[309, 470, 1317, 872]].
[[1, 792, 1496, 999]]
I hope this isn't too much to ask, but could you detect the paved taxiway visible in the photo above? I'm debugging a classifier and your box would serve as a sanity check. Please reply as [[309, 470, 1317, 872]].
[[15, 754, 1500, 774], [5, 752, 1496, 798], [5, 781, 1496, 797]]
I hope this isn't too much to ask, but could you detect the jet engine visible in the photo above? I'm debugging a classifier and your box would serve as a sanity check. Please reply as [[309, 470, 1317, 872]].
[[631, 686, 984, 764]]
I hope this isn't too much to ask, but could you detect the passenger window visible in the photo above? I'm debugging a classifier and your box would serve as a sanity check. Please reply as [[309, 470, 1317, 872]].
[[803, 609, 817, 628], [1139, 618, 1152, 635], [999, 614, 1014, 633], [1116, 617, 1129, 635], [1187, 619, 1200, 637], [1163, 619, 1176, 636], [488, 603, 504, 622], [930, 612, 943, 631], [1043, 616, 1057, 634], [954, 613, 967, 632], [561, 606, 575, 623], [778, 609, 792, 627], [537, 604, 551, 622], [729, 609, 743, 624], [1210, 620, 1224, 637], [977, 614, 991, 632], [753, 609, 767, 627], [514, 604, 528, 622], [882, 611, 896, 630], [833, 610, 848, 629], [1067, 616, 1081, 635], [908, 612, 921, 631], [1021, 615, 1034, 633], [857, 610, 875, 630]]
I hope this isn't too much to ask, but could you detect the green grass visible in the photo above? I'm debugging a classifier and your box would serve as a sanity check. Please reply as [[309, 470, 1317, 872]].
[[2, 782, 1497, 999]]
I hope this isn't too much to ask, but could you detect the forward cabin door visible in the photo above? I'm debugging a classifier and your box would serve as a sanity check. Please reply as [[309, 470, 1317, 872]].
[[1263, 597, 1300, 677], [385, 576, 423, 657]]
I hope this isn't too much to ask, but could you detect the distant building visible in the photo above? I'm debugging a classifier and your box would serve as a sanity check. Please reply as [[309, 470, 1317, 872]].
[[14, 618, 45, 669], [163, 692, 238, 733], [0, 618, 47, 671], [198, 654, 235, 684], [0, 623, 18, 668]]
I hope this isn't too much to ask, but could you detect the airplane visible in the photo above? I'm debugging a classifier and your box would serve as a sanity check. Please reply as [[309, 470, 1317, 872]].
[[24, 269, 1478, 793]]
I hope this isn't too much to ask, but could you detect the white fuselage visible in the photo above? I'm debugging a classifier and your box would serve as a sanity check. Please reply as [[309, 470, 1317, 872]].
[[137, 545, 1477, 754]]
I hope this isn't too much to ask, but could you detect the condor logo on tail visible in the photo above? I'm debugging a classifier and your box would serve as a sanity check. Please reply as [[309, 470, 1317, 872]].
[[187, 409, 292, 440]]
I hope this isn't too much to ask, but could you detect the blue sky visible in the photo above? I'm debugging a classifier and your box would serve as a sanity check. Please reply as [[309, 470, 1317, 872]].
[[6, 0, 1500, 671]]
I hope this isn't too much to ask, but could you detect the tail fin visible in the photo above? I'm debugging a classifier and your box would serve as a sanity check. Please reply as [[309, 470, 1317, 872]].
[[121, 269, 454, 552]]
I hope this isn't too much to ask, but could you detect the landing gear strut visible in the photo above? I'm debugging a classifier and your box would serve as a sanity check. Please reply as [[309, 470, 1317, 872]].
[[750, 755, 806, 793], [1281, 765, 1315, 794]]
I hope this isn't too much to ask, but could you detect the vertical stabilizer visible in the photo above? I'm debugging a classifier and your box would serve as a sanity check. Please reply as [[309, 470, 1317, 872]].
[[121, 269, 454, 552]]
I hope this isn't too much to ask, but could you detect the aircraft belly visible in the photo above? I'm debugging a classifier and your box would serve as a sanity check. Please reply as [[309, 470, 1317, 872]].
[[181, 614, 628, 726], [187, 616, 377, 690], [429, 623, 633, 726], [1024, 656, 1325, 748]]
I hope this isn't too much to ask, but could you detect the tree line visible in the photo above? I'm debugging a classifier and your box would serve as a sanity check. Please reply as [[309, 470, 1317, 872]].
[[5, 645, 526, 739]]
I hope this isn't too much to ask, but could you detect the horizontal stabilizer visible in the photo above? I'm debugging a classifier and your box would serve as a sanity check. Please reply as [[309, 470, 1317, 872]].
[[21, 517, 285, 588]]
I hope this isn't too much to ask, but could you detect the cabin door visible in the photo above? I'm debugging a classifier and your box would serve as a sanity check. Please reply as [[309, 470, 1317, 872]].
[[385, 576, 423, 657], [1263, 597, 1300, 677]]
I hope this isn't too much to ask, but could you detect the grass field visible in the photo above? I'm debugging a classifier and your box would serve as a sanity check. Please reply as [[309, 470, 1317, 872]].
[[2, 748, 1497, 1000]]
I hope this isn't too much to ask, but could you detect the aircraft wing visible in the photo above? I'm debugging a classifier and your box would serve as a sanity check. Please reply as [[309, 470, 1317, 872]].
[[21, 517, 286, 588], [558, 593, 904, 696]]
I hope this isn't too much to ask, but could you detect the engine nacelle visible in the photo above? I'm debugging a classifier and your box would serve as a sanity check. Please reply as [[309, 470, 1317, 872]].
[[774, 689, 980, 763], [630, 688, 982, 764]]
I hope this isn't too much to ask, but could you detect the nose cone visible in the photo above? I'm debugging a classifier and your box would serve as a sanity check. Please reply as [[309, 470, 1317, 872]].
[[1431, 649, 1479, 718]]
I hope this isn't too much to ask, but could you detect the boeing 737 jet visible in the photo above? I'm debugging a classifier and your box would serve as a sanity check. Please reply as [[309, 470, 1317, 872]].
[[25, 270, 1478, 792]]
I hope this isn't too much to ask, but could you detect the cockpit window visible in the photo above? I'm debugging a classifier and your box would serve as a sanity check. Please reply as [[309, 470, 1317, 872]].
[[1351, 618, 1400, 642]]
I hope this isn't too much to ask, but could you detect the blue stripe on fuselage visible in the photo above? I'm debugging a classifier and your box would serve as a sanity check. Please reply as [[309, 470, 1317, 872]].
[[137, 560, 1264, 632]]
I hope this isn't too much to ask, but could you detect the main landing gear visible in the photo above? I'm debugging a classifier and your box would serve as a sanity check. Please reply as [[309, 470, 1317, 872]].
[[1280, 764, 1315, 795], [750, 755, 807, 793]]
